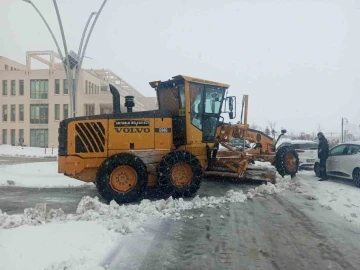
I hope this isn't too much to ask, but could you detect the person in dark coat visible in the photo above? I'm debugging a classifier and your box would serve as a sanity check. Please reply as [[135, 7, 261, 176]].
[[317, 132, 329, 181]]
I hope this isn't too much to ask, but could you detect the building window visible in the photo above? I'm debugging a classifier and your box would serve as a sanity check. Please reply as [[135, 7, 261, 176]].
[[11, 129, 15, 146], [30, 104, 49, 124], [30, 79, 49, 99], [100, 105, 112, 114], [19, 129, 24, 146], [63, 79, 68, 94], [101, 86, 107, 92], [2, 80, 7, 95], [55, 104, 60, 121], [19, 80, 24, 95], [11, 67, 13, 71], [85, 80, 88, 94], [85, 104, 95, 116], [11, 80, 16, 95], [2, 129, 7, 144], [63, 104, 69, 119], [5, 65, 8, 70], [11, 105, 16, 122], [30, 129, 48, 147], [55, 79, 60, 95], [2, 105, 8, 121], [19, 104, 24, 122]]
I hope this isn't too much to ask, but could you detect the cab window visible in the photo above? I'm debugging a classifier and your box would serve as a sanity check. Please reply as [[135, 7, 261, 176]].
[[204, 86, 225, 114], [189, 83, 204, 130], [157, 85, 185, 116]]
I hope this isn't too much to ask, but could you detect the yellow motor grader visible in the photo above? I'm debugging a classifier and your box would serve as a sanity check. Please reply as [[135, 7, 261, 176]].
[[58, 75, 299, 204]]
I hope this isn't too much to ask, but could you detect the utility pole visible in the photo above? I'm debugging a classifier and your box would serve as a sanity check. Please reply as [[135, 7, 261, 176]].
[[342, 117, 348, 143], [22, 0, 107, 117]]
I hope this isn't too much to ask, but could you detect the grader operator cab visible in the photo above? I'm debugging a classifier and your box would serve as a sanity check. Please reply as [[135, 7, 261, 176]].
[[58, 75, 299, 204]]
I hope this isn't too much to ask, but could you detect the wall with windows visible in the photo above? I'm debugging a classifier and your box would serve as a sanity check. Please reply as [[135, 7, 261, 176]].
[[0, 56, 26, 71], [0, 68, 69, 147], [0, 55, 156, 147]]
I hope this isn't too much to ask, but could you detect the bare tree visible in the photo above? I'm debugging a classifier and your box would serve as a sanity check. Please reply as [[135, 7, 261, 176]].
[[265, 126, 270, 136], [268, 121, 277, 139], [250, 122, 258, 130]]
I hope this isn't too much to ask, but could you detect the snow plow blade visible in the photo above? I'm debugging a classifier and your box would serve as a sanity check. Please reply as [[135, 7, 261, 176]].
[[243, 166, 277, 183], [204, 165, 276, 183]]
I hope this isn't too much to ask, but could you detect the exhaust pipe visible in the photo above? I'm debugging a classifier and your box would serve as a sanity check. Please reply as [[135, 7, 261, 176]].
[[125, 96, 135, 113], [109, 84, 121, 114]]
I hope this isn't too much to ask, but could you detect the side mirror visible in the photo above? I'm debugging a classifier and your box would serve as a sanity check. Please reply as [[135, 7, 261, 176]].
[[226, 96, 236, 119]]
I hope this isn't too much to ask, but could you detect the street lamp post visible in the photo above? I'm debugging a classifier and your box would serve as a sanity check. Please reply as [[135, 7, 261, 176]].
[[73, 0, 108, 117], [342, 117, 348, 143], [52, 0, 74, 116], [22, 0, 107, 118], [21, 0, 64, 60], [78, 12, 97, 57]]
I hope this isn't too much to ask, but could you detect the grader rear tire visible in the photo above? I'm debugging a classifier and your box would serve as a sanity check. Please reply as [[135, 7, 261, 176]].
[[96, 153, 148, 204], [157, 150, 203, 198], [275, 146, 299, 178]]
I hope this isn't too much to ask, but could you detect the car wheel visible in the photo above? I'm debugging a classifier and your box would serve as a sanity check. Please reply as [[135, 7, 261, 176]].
[[352, 168, 360, 188], [314, 163, 320, 178]]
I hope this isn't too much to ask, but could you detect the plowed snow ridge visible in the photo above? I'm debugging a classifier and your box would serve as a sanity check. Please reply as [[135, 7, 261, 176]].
[[0, 175, 296, 233]]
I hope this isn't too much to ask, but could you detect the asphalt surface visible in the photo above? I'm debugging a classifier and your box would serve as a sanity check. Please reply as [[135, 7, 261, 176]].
[[1, 157, 360, 270], [108, 190, 360, 270]]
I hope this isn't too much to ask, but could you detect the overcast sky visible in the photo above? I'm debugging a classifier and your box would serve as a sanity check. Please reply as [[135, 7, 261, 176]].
[[1, 0, 359, 135]]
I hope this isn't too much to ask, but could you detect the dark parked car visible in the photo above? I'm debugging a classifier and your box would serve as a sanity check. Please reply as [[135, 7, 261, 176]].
[[228, 138, 251, 149]]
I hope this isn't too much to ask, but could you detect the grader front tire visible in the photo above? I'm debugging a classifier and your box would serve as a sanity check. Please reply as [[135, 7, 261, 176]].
[[275, 146, 299, 178]]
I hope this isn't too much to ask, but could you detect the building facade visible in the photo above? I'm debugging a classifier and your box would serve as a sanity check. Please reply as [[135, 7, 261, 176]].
[[0, 51, 157, 148]]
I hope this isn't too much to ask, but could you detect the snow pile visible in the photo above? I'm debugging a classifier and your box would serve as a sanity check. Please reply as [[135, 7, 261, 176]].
[[0, 144, 58, 158], [0, 162, 93, 187], [0, 174, 297, 233], [251, 160, 275, 169], [0, 220, 117, 270], [247, 174, 298, 199], [0, 189, 248, 233]]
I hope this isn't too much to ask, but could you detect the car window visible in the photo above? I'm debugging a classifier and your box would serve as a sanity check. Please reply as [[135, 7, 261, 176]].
[[292, 143, 318, 150], [329, 145, 347, 156], [343, 145, 360, 155]]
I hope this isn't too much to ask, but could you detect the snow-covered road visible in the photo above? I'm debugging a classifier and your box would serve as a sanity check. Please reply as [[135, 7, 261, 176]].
[[128, 189, 360, 270], [1, 153, 360, 270]]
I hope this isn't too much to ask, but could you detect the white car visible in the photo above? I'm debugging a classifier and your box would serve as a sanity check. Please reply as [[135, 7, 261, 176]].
[[277, 139, 318, 169], [314, 141, 360, 187]]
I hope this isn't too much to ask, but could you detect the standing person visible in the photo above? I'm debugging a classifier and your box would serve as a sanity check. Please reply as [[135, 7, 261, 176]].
[[317, 132, 329, 181]]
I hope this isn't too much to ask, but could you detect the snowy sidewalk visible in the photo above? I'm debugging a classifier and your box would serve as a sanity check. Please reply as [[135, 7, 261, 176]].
[[0, 161, 92, 188], [0, 145, 58, 158], [294, 171, 360, 224]]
